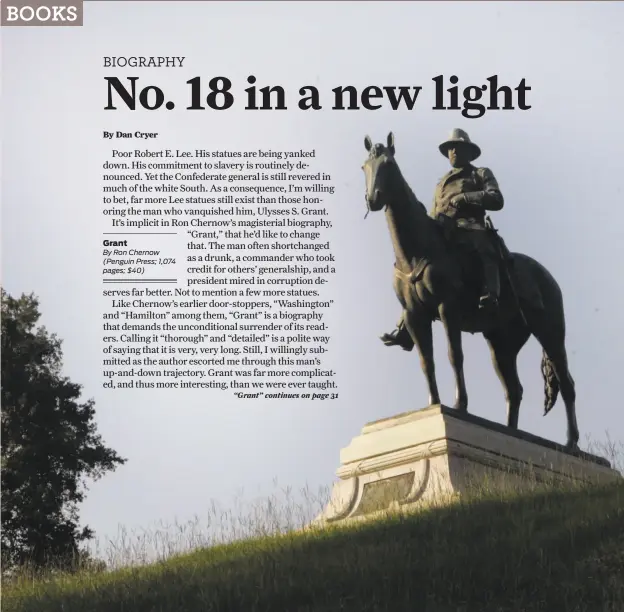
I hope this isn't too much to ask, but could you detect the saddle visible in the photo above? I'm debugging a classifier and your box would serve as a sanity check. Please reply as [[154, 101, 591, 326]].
[[434, 213, 543, 312], [484, 216, 513, 264]]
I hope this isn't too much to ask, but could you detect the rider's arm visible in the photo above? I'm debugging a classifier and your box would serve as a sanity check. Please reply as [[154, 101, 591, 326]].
[[429, 197, 438, 218], [463, 168, 504, 211]]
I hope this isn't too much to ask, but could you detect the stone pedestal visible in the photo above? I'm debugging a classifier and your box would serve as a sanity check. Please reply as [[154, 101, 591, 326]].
[[314, 405, 621, 525]]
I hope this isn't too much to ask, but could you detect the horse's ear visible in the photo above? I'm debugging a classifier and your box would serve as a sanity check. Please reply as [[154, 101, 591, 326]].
[[387, 132, 395, 155], [364, 135, 373, 151]]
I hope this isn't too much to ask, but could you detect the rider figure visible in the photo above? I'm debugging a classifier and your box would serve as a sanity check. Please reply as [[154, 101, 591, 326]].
[[381, 128, 504, 350]]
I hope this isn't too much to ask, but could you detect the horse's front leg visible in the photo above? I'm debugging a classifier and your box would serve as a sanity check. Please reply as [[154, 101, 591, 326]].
[[403, 311, 440, 406], [439, 301, 468, 412]]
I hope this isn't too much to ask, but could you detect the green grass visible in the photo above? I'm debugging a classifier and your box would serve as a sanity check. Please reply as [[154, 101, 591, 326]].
[[3, 474, 624, 612]]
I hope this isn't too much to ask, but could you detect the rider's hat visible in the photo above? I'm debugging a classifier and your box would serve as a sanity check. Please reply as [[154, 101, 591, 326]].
[[439, 128, 481, 162]]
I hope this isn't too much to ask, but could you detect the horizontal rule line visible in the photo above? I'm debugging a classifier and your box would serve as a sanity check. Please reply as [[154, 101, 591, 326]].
[[102, 279, 177, 283], [102, 232, 178, 235]]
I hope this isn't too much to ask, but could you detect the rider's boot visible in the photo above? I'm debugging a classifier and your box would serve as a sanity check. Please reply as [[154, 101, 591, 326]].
[[479, 256, 501, 312], [380, 317, 414, 351]]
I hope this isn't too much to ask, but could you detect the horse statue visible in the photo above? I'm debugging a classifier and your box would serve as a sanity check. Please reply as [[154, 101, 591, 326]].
[[361, 132, 580, 450]]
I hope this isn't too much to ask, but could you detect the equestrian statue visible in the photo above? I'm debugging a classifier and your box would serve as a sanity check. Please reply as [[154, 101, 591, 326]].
[[361, 129, 580, 449]]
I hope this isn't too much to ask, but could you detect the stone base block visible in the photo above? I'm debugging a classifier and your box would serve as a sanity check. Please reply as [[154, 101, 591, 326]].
[[314, 405, 621, 525]]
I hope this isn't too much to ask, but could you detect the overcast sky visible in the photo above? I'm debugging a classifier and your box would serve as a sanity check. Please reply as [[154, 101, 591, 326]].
[[3, 1, 623, 559]]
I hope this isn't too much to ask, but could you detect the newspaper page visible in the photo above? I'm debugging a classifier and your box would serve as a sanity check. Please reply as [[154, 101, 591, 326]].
[[2, 2, 623, 611]]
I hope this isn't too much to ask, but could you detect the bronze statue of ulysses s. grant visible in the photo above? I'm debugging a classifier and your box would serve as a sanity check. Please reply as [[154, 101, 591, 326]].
[[361, 129, 580, 449]]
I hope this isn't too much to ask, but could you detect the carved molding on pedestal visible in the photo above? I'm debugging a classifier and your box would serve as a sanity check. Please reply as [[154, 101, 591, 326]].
[[314, 405, 621, 526]]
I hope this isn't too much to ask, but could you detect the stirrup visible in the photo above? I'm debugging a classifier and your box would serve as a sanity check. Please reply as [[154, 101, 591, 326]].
[[479, 294, 498, 310], [380, 331, 399, 343]]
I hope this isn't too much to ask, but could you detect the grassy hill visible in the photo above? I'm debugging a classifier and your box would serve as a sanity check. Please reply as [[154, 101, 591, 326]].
[[3, 477, 623, 612]]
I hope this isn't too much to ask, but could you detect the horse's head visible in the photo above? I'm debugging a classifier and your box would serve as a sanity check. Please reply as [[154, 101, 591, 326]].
[[362, 132, 397, 215]]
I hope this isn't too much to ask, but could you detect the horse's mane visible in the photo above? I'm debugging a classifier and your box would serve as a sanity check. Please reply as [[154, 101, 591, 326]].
[[391, 156, 430, 220], [387, 153, 445, 256]]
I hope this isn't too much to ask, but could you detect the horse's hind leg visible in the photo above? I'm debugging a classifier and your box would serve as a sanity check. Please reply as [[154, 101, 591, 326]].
[[552, 351, 579, 448], [531, 322, 580, 449], [484, 320, 530, 429]]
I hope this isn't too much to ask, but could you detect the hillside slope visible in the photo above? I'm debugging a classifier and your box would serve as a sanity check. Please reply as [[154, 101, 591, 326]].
[[4, 480, 624, 612]]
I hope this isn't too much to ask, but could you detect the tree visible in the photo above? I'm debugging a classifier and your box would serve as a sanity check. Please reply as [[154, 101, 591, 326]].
[[1, 288, 126, 571]]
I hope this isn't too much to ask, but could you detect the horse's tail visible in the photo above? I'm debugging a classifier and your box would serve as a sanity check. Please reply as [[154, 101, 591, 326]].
[[541, 350, 559, 416]]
